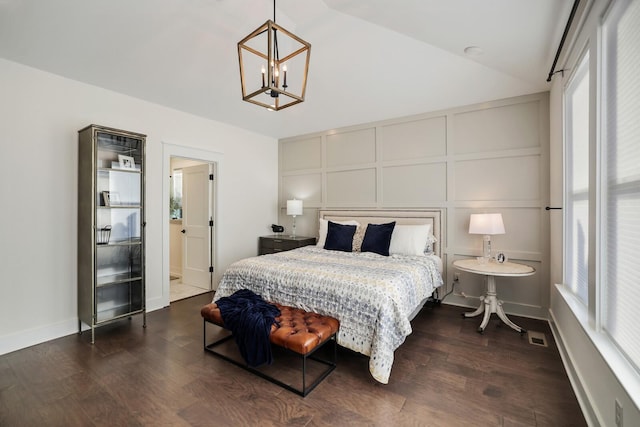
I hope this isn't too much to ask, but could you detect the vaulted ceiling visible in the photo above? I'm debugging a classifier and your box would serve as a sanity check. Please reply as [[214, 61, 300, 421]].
[[0, 0, 573, 139]]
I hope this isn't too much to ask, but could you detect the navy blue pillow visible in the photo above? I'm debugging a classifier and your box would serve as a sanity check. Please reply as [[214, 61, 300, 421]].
[[324, 221, 356, 252], [361, 222, 396, 256]]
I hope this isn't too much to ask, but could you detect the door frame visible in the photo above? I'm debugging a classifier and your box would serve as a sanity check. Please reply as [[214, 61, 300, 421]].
[[162, 142, 223, 307]]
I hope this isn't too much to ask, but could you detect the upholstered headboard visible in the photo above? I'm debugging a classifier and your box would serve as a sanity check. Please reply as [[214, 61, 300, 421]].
[[318, 209, 444, 259]]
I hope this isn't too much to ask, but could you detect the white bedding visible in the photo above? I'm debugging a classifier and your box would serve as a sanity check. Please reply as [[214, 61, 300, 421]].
[[425, 253, 443, 274], [214, 246, 443, 383]]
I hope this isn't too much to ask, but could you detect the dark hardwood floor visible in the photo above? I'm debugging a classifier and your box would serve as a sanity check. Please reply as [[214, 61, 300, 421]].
[[0, 293, 586, 426]]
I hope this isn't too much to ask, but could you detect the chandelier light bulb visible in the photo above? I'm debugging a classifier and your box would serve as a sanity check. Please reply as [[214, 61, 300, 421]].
[[282, 64, 288, 89]]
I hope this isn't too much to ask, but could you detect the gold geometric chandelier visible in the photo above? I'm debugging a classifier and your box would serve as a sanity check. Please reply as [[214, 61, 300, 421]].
[[237, 0, 311, 111]]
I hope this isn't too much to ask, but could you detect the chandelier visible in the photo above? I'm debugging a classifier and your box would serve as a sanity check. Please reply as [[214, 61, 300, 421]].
[[237, 0, 311, 111]]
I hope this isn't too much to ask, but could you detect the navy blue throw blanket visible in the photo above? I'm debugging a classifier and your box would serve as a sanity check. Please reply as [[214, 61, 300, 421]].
[[215, 289, 281, 367]]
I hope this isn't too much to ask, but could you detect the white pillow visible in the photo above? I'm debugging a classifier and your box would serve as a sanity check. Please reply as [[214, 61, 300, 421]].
[[317, 218, 360, 247], [389, 224, 432, 256]]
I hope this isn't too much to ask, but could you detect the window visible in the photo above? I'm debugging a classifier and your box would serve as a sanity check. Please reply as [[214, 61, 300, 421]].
[[170, 169, 183, 220], [601, 0, 640, 372], [564, 52, 590, 305]]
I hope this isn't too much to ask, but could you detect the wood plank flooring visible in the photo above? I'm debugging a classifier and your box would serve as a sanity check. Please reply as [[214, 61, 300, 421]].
[[0, 293, 586, 426]]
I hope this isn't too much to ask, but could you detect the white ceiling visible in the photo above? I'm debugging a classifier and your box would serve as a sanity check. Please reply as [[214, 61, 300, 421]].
[[0, 0, 573, 139]]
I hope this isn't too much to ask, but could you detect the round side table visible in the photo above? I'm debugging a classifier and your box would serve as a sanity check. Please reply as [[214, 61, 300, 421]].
[[453, 258, 535, 334]]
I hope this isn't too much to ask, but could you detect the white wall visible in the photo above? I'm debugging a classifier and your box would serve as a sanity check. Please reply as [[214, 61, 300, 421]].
[[0, 58, 278, 355]]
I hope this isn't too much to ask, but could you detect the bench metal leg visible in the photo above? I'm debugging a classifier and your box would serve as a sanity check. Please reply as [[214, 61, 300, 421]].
[[203, 319, 337, 397]]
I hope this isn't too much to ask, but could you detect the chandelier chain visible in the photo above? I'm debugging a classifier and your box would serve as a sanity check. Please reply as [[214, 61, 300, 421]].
[[272, 0, 279, 67]]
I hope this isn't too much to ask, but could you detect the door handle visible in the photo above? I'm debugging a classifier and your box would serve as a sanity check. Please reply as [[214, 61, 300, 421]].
[[181, 229, 186, 234]]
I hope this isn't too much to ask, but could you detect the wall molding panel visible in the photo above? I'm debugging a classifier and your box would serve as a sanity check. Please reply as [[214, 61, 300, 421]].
[[279, 92, 550, 319]]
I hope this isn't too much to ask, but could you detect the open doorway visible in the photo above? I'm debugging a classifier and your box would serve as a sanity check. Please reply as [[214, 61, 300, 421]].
[[169, 156, 216, 302]]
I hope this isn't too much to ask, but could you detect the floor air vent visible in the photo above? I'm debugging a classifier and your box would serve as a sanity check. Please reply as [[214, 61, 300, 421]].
[[527, 331, 548, 347]]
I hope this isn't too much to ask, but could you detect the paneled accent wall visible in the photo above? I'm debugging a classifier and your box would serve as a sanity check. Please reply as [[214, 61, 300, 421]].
[[279, 92, 550, 319]]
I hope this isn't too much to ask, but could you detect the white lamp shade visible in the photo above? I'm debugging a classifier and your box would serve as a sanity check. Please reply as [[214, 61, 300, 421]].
[[286, 199, 303, 216], [469, 213, 505, 235]]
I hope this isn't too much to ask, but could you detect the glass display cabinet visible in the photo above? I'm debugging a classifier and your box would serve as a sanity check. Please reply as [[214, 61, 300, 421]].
[[77, 124, 146, 343]]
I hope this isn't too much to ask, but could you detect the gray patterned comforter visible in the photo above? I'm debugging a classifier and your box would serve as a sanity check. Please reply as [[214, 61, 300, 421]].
[[213, 246, 443, 383]]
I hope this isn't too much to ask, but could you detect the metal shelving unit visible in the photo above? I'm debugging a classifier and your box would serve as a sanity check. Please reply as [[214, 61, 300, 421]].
[[78, 124, 146, 343]]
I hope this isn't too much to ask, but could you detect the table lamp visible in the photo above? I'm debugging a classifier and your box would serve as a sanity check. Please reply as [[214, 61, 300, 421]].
[[469, 213, 505, 259], [287, 199, 303, 238]]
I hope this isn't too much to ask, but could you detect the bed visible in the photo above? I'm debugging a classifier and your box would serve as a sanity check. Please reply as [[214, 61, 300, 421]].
[[213, 210, 445, 384]]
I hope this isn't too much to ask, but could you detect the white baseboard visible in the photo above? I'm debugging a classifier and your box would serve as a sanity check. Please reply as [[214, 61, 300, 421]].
[[548, 309, 598, 426], [443, 294, 549, 320], [0, 299, 167, 356], [146, 295, 168, 312], [0, 317, 78, 356]]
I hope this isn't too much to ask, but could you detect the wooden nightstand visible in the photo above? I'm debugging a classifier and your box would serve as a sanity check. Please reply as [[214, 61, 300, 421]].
[[259, 235, 316, 255]]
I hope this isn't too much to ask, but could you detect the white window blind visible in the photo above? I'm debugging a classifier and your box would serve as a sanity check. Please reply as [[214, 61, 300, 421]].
[[564, 53, 590, 305], [602, 0, 640, 372]]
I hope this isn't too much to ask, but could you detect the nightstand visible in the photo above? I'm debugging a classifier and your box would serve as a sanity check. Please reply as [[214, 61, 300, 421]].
[[453, 258, 535, 334], [259, 235, 316, 255]]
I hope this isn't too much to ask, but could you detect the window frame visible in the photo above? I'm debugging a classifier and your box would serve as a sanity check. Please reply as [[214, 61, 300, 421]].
[[563, 49, 591, 308], [558, 0, 640, 409], [598, 0, 640, 369]]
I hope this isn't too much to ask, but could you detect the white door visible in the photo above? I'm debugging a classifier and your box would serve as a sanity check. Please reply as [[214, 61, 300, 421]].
[[181, 163, 212, 290]]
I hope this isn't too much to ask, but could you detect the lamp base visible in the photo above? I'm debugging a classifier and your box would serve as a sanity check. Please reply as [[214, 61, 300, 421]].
[[290, 215, 297, 238], [482, 235, 492, 259]]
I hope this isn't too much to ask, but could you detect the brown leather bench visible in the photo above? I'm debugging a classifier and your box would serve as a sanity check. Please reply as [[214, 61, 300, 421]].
[[201, 302, 339, 396]]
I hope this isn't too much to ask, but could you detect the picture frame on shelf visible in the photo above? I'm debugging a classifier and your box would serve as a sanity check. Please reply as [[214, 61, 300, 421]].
[[101, 191, 110, 206], [101, 191, 120, 206], [118, 154, 135, 169]]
